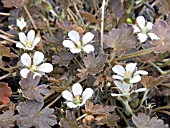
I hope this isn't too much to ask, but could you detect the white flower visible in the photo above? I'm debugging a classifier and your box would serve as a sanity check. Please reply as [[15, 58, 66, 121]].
[[112, 63, 148, 84], [133, 16, 160, 42], [16, 17, 27, 31], [16, 30, 40, 50], [62, 83, 94, 108], [111, 80, 146, 97], [20, 51, 53, 78], [63, 30, 95, 54]]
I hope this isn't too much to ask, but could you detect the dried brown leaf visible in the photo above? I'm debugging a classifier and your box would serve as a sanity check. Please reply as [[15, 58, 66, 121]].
[[151, 19, 170, 53], [0, 82, 12, 104], [156, 0, 170, 15], [80, 11, 102, 23], [16, 100, 57, 128], [19, 72, 50, 102], [2, 0, 29, 8], [0, 45, 18, 58]]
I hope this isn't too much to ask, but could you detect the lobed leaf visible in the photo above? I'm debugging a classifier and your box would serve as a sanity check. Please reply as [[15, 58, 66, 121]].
[[0, 82, 12, 104]]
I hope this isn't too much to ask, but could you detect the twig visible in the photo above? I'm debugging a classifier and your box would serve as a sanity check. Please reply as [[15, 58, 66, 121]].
[[149, 62, 169, 75], [0, 12, 10, 16], [0, 72, 12, 80], [67, 8, 77, 24], [0, 29, 15, 38], [155, 110, 170, 116], [100, 0, 105, 52], [46, 94, 61, 108], [23, 6, 37, 29], [76, 113, 88, 121], [153, 104, 170, 112], [0, 34, 17, 44]]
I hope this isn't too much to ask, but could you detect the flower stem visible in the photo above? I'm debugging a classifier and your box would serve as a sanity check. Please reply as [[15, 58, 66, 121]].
[[115, 48, 154, 61], [122, 99, 135, 116], [46, 94, 61, 108], [100, 0, 105, 52]]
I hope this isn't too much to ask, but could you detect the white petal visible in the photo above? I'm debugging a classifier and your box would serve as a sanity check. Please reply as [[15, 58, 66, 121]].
[[18, 32, 27, 44], [63, 40, 76, 49], [132, 25, 141, 33], [137, 33, 148, 42], [67, 102, 78, 108], [134, 70, 148, 76], [146, 22, 153, 30], [135, 88, 147, 93], [112, 75, 124, 80], [136, 16, 146, 29], [112, 65, 125, 76], [27, 30, 35, 42], [148, 33, 160, 40], [16, 42, 25, 49], [130, 75, 141, 83], [68, 30, 80, 43], [33, 37, 40, 46], [21, 53, 31, 67], [82, 32, 94, 45], [114, 80, 131, 93], [62, 90, 73, 101], [33, 51, 44, 65], [70, 48, 81, 54], [20, 68, 30, 78], [37, 63, 53, 73], [72, 83, 83, 97], [82, 88, 93, 102], [125, 63, 137, 73], [111, 93, 130, 97], [82, 44, 95, 53]]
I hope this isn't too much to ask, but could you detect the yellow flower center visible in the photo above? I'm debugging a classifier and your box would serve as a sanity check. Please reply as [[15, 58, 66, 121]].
[[30, 65, 37, 72], [73, 96, 82, 105], [124, 71, 133, 83], [25, 40, 32, 48], [76, 41, 82, 49]]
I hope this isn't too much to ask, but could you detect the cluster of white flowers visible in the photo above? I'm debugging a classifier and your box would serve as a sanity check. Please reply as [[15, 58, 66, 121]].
[[112, 63, 148, 97], [133, 16, 159, 42], [62, 83, 94, 108], [62, 30, 95, 54]]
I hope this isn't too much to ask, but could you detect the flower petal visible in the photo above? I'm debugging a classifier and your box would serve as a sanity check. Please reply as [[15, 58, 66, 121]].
[[136, 16, 146, 29], [67, 102, 78, 108], [82, 88, 93, 102], [125, 63, 137, 73], [82, 32, 94, 45], [20, 68, 30, 78], [111, 93, 130, 97], [62, 90, 73, 101], [16, 42, 25, 49], [137, 33, 148, 42], [33, 37, 40, 46], [114, 80, 131, 93], [72, 83, 83, 97], [112, 65, 125, 76], [27, 30, 35, 42], [37, 63, 53, 73], [146, 22, 153, 30], [18, 32, 27, 44], [63, 40, 76, 49], [68, 30, 80, 43], [70, 48, 81, 54], [148, 33, 160, 40], [112, 75, 124, 80], [82, 44, 95, 53], [33, 51, 44, 65], [134, 70, 148, 76], [21, 53, 31, 67], [132, 25, 141, 33], [134, 88, 147, 93], [130, 75, 141, 83]]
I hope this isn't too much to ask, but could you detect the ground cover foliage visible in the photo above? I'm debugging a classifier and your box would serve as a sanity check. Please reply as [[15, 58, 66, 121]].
[[0, 0, 170, 128]]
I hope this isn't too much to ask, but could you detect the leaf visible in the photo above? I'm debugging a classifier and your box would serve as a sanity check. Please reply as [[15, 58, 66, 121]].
[[0, 44, 18, 58], [151, 19, 170, 53], [77, 52, 108, 78], [129, 113, 169, 128], [2, 0, 29, 8], [19, 72, 50, 102], [0, 82, 12, 104], [16, 100, 57, 128], [104, 24, 139, 51], [80, 11, 102, 23], [108, 0, 124, 17], [59, 110, 79, 128], [156, 0, 170, 15], [140, 76, 165, 89], [0, 110, 18, 128], [85, 100, 115, 115], [52, 51, 73, 67]]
